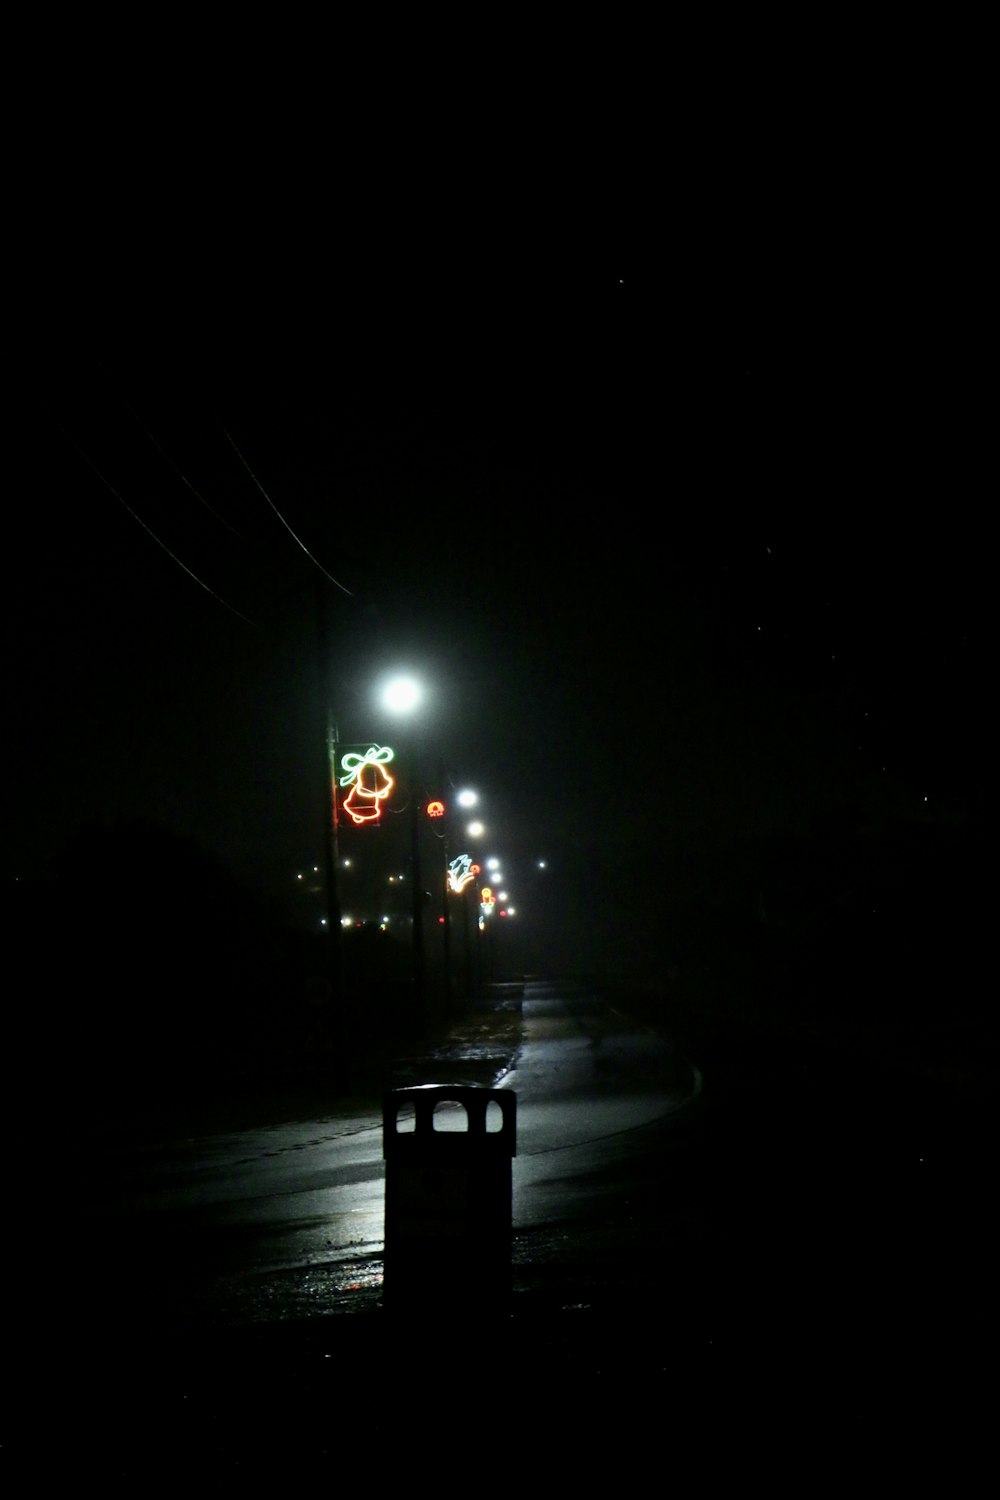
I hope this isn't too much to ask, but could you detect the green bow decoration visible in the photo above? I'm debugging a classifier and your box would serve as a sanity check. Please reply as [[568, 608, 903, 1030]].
[[338, 744, 395, 787]]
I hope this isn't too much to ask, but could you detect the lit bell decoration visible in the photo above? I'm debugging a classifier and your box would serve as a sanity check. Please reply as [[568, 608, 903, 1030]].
[[338, 745, 395, 826]]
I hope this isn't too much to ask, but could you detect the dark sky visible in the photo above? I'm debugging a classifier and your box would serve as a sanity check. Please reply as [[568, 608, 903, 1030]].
[[9, 229, 989, 979]]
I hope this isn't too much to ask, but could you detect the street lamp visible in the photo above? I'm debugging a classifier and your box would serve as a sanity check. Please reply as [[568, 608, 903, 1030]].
[[379, 673, 427, 1025], [380, 674, 423, 717]]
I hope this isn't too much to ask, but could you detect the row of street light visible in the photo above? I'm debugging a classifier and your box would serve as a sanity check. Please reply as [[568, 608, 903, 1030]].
[[315, 671, 523, 1024]]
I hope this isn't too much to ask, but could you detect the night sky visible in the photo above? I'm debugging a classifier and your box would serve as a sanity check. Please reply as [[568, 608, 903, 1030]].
[[9, 244, 989, 991]]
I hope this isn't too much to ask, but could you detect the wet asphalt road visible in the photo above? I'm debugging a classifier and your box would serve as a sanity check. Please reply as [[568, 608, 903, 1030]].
[[6, 977, 993, 1481]]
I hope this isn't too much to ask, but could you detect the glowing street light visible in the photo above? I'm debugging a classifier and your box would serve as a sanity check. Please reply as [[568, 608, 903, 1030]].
[[379, 673, 423, 717], [378, 671, 428, 1019]]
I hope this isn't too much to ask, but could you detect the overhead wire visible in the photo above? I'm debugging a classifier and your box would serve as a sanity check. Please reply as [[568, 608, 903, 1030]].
[[51, 415, 257, 628], [44, 358, 357, 633], [91, 361, 247, 539], [221, 425, 355, 597], [116, 393, 246, 538]]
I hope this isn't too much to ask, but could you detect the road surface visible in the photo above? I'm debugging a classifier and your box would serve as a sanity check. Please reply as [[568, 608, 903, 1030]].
[[59, 978, 698, 1331], [9, 977, 989, 1480]]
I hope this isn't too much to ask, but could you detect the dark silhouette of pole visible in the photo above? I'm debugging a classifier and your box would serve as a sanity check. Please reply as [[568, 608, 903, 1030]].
[[463, 882, 473, 1000], [408, 737, 426, 1029], [474, 873, 485, 996], [323, 714, 342, 957], [441, 826, 453, 1017], [315, 581, 343, 1010]]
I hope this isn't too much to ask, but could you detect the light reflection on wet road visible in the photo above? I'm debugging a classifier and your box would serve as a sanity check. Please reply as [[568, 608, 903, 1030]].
[[74, 981, 697, 1320]]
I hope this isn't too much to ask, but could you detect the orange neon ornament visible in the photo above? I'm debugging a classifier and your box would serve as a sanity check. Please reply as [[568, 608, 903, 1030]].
[[338, 745, 396, 826], [426, 800, 445, 818]]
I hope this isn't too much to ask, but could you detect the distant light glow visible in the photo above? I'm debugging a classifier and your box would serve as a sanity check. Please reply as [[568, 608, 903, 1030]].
[[467, 821, 485, 838], [457, 789, 479, 808]]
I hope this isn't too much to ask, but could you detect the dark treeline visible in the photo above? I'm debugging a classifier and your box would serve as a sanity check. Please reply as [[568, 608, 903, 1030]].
[[4, 819, 423, 1127], [4, 804, 989, 1136]]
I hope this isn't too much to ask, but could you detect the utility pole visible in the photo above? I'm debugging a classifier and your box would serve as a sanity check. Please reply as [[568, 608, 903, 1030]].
[[463, 881, 473, 1001], [441, 827, 453, 1017], [323, 713, 342, 970], [315, 581, 342, 1009], [408, 737, 426, 1030]]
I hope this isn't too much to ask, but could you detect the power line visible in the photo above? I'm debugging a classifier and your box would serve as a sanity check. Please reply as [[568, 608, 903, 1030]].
[[108, 381, 246, 538], [53, 417, 257, 628], [221, 425, 355, 597]]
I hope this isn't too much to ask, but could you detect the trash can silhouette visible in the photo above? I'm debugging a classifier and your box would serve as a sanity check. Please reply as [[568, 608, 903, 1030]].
[[383, 1084, 516, 1316]]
